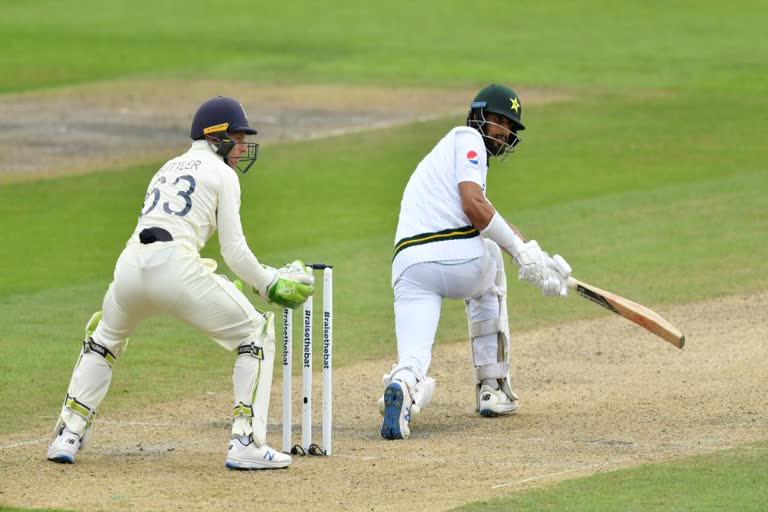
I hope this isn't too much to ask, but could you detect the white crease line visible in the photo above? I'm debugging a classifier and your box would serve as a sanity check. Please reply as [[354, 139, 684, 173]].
[[0, 438, 47, 449], [492, 459, 630, 489], [98, 419, 173, 427], [0, 419, 174, 450]]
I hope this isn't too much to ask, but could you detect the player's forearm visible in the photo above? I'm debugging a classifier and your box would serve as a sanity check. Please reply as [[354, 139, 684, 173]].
[[221, 240, 276, 293], [217, 173, 278, 292], [463, 196, 496, 229], [459, 182, 495, 229], [480, 212, 526, 257]]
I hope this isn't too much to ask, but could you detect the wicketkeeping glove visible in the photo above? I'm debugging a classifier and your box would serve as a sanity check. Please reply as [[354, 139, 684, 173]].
[[255, 260, 315, 309]]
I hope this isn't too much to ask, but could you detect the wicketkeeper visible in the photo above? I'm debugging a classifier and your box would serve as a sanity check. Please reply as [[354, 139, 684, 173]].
[[380, 84, 572, 440], [48, 96, 313, 469]]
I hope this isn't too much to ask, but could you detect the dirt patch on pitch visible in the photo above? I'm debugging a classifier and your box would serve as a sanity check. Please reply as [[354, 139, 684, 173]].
[[1, 291, 766, 511], [0, 79, 570, 183]]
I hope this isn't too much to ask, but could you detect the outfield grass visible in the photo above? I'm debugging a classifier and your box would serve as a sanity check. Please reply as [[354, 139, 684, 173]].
[[1, 0, 767, 510], [452, 441, 768, 512], [1, 89, 766, 434], [1, 1, 766, 93]]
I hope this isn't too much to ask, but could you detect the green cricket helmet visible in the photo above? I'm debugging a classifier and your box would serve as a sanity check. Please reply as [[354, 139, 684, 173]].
[[467, 84, 525, 157]]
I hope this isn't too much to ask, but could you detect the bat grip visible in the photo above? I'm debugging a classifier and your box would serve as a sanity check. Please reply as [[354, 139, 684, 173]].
[[566, 276, 579, 290]]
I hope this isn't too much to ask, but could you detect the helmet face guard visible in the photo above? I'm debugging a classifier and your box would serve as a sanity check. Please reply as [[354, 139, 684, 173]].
[[467, 109, 522, 158], [191, 96, 260, 174], [466, 84, 526, 159], [203, 123, 259, 174]]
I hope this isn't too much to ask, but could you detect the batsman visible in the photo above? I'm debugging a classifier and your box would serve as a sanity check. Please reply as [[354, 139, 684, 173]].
[[380, 84, 573, 440], [47, 96, 314, 469]]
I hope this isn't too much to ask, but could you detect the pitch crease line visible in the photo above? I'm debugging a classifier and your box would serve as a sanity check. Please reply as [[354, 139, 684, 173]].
[[0, 420, 176, 450], [0, 438, 47, 449]]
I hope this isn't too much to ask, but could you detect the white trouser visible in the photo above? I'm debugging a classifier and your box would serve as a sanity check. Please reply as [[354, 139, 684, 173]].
[[393, 249, 499, 377], [60, 241, 269, 436], [98, 241, 265, 350]]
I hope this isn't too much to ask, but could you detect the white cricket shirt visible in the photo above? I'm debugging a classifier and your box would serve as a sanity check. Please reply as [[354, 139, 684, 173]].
[[128, 140, 272, 290], [392, 126, 488, 285]]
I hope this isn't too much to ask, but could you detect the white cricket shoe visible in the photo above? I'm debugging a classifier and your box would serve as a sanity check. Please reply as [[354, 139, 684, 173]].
[[47, 426, 81, 464], [226, 438, 291, 470], [478, 385, 519, 417], [380, 380, 412, 440]]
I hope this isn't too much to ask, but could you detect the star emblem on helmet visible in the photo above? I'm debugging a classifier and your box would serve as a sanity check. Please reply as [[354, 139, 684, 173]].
[[510, 97, 520, 112]]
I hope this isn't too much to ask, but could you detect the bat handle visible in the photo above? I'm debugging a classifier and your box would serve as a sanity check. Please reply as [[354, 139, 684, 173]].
[[566, 276, 579, 290]]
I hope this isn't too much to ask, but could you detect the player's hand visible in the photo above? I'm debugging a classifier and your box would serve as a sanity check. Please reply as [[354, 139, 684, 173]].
[[542, 254, 571, 296], [259, 260, 315, 309], [514, 240, 548, 285]]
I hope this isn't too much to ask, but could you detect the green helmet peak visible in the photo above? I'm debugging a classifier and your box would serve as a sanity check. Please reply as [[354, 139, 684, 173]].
[[468, 84, 525, 130], [467, 84, 525, 158]]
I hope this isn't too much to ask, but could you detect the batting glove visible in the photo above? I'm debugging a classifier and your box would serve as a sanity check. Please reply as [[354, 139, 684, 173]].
[[544, 254, 572, 296], [515, 240, 549, 286]]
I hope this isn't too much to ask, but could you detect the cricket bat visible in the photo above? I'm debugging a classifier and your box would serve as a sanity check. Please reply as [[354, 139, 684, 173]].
[[567, 277, 685, 349]]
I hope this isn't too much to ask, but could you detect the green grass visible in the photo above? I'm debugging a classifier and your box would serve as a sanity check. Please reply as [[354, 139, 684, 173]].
[[1, 89, 766, 434], [452, 442, 768, 511], [1, 0, 767, 92], [1, 1, 767, 510]]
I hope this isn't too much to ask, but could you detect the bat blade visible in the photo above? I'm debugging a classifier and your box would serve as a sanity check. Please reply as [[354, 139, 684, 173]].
[[567, 277, 685, 349]]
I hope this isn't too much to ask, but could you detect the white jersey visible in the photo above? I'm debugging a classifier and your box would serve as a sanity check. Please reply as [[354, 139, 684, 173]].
[[129, 140, 270, 289], [392, 126, 489, 285]]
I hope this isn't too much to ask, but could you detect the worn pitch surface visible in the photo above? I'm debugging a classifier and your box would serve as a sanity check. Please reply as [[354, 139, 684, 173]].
[[1, 292, 766, 511], [1, 83, 764, 510], [0, 80, 569, 182]]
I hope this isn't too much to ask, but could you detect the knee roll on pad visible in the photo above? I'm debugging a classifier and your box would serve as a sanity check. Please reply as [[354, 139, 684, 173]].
[[82, 311, 130, 366], [236, 342, 265, 359], [83, 338, 119, 366]]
